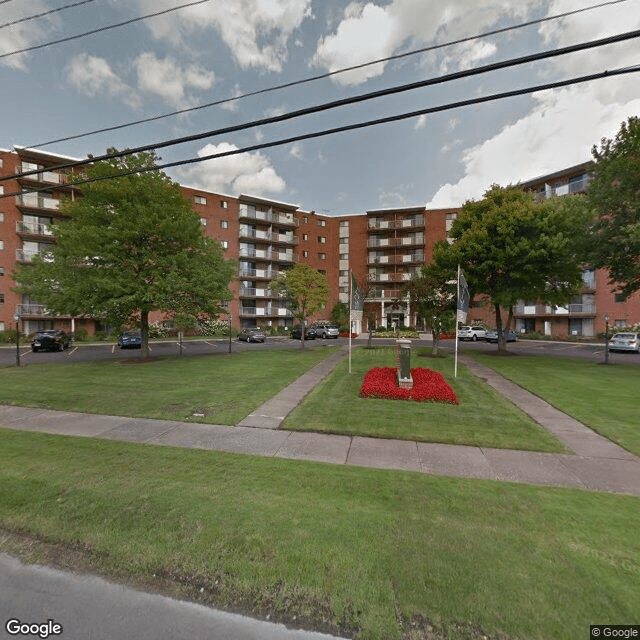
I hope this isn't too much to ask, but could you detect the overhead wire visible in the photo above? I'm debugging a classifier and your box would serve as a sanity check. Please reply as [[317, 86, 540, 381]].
[[0, 0, 214, 61], [0, 0, 99, 31], [26, 0, 631, 149], [2, 64, 638, 202], [3, 27, 640, 183]]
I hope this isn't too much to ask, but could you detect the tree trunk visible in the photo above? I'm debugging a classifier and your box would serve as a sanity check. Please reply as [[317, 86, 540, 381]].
[[140, 309, 150, 359], [494, 303, 506, 353], [432, 330, 440, 356]]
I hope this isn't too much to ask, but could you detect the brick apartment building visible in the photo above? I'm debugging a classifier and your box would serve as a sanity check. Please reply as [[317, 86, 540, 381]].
[[1, 146, 638, 338]]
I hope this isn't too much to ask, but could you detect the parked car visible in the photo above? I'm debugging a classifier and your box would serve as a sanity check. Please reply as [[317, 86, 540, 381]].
[[608, 332, 640, 353], [117, 331, 142, 349], [457, 325, 486, 341], [291, 325, 317, 340], [484, 329, 518, 343], [311, 322, 340, 339], [31, 330, 70, 352], [238, 328, 266, 343]]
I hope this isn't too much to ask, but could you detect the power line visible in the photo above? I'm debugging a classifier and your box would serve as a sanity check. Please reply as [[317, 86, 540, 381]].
[[4, 27, 640, 183], [28, 0, 631, 149], [2, 64, 638, 202], [0, 0, 98, 31], [0, 0, 214, 61]]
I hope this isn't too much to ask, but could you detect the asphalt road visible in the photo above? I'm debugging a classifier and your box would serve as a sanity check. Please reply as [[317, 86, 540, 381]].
[[0, 553, 345, 640], [1, 335, 639, 366]]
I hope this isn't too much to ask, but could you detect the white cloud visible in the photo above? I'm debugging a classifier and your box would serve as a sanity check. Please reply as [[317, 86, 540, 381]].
[[178, 142, 286, 195], [133, 0, 312, 72], [414, 115, 428, 130], [426, 86, 640, 208], [66, 54, 139, 108], [0, 0, 57, 70], [313, 0, 531, 85], [289, 142, 304, 159], [134, 53, 214, 108]]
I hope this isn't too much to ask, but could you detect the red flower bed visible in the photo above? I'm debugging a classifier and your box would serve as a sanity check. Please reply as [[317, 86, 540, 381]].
[[359, 367, 459, 404]]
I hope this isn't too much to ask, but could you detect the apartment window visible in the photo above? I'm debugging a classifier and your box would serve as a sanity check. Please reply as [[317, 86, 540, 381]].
[[318, 270, 326, 275], [0, 322, 4, 331], [0, 213, 3, 222], [0, 240, 3, 250], [200, 217, 207, 226], [0, 186, 3, 195], [340, 253, 349, 260], [302, 250, 308, 258], [318, 236, 327, 244], [614, 293, 627, 303], [302, 233, 308, 241], [0, 267, 4, 275], [221, 240, 229, 249], [318, 252, 326, 260], [317, 219, 326, 227], [339, 270, 348, 277], [220, 200, 228, 209], [194, 195, 207, 205], [303, 216, 308, 224], [0, 293, 4, 303], [340, 221, 349, 227], [220, 220, 229, 229], [339, 286, 349, 294]]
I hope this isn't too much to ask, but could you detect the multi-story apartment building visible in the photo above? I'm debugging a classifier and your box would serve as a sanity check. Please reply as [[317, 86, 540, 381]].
[[1, 146, 638, 338], [464, 161, 640, 337]]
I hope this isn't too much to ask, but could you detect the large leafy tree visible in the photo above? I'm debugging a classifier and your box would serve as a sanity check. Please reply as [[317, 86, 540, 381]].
[[401, 262, 457, 355], [273, 263, 329, 348], [14, 151, 235, 358], [435, 185, 590, 352], [587, 116, 640, 298]]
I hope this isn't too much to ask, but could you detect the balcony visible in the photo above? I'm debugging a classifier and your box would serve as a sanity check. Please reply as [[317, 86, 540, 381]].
[[365, 288, 403, 301], [239, 287, 276, 298], [238, 267, 276, 280], [239, 306, 292, 318], [368, 216, 424, 230], [238, 206, 298, 227], [367, 272, 412, 283], [18, 167, 67, 185], [513, 303, 597, 317], [15, 193, 60, 211], [367, 234, 424, 248], [16, 221, 54, 238], [14, 303, 72, 319]]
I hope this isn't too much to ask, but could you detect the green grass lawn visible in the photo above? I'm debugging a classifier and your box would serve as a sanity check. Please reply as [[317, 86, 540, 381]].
[[1, 429, 638, 640], [284, 347, 566, 452], [0, 348, 337, 426], [465, 352, 640, 457]]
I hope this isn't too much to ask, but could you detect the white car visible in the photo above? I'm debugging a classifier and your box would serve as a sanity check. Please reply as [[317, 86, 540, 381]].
[[608, 332, 640, 353], [457, 326, 486, 341]]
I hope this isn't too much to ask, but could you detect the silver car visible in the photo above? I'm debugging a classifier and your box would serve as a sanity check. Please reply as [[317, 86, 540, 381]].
[[312, 322, 340, 339], [608, 332, 640, 353], [238, 328, 266, 343]]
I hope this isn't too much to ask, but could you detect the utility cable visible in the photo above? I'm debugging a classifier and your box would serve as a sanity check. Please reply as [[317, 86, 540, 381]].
[[0, 0, 98, 30], [0, 0, 214, 61], [28, 0, 631, 149], [2, 64, 639, 201], [4, 27, 640, 183]]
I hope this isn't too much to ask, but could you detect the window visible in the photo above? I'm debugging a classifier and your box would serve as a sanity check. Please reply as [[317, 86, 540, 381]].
[[0, 322, 4, 331], [221, 240, 229, 249], [318, 252, 326, 260], [0, 213, 3, 222], [194, 195, 207, 205], [303, 216, 308, 224], [0, 240, 3, 250], [0, 267, 4, 275], [340, 221, 349, 227], [220, 200, 228, 209], [219, 220, 228, 229], [317, 219, 326, 227], [200, 217, 207, 226], [318, 236, 326, 244], [614, 293, 627, 303], [0, 293, 4, 303], [339, 270, 348, 277], [302, 233, 308, 241], [302, 250, 308, 258], [340, 253, 348, 260]]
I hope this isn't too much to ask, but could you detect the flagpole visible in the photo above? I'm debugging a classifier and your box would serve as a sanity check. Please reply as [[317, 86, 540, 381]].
[[348, 270, 352, 374], [455, 264, 460, 378]]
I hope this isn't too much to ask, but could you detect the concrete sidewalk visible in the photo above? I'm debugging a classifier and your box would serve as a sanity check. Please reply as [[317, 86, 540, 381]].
[[1, 349, 639, 496]]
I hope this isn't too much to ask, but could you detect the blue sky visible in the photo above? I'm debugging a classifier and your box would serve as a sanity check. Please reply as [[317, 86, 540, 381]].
[[2, 0, 640, 214]]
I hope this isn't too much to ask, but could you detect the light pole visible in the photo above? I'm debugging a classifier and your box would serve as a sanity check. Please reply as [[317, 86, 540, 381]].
[[604, 313, 610, 365], [228, 313, 232, 354], [13, 313, 21, 367]]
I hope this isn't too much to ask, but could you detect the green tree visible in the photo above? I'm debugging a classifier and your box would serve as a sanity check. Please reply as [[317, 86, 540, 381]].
[[436, 185, 589, 352], [273, 264, 329, 348], [401, 262, 457, 355], [330, 301, 349, 331], [587, 116, 640, 298], [14, 151, 235, 358]]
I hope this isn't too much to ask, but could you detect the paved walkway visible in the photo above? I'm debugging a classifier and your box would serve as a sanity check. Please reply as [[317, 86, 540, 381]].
[[1, 347, 639, 496]]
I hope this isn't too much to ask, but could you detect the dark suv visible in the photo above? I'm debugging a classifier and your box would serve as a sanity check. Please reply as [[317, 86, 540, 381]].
[[31, 330, 71, 352], [291, 325, 316, 340]]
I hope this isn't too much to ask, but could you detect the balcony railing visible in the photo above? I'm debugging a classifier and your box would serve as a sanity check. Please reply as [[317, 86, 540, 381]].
[[367, 234, 424, 248], [16, 221, 54, 237], [15, 303, 50, 316], [238, 267, 276, 279], [367, 272, 412, 283], [368, 217, 424, 230], [19, 167, 67, 185], [239, 306, 292, 317], [239, 288, 276, 298], [513, 303, 597, 316], [364, 288, 404, 301], [238, 207, 297, 227], [15, 193, 60, 210]]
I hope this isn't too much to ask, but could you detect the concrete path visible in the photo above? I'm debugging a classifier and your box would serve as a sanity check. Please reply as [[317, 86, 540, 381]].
[[1, 348, 640, 496]]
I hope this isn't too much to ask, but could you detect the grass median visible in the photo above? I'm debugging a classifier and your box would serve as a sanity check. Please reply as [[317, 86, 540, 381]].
[[1, 428, 638, 640], [283, 346, 566, 452], [465, 352, 640, 457], [0, 347, 338, 426]]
